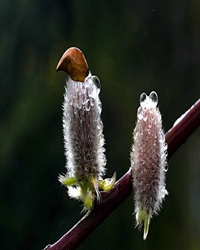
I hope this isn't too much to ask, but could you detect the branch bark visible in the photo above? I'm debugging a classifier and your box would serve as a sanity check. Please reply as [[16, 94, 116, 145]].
[[44, 98, 200, 250]]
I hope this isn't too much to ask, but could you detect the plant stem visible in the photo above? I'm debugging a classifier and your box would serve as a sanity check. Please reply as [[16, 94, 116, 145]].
[[166, 99, 200, 158], [44, 98, 200, 250]]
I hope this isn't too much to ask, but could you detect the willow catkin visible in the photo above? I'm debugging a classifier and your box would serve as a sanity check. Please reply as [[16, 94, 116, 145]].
[[131, 91, 168, 240], [57, 47, 115, 211], [62, 74, 106, 182]]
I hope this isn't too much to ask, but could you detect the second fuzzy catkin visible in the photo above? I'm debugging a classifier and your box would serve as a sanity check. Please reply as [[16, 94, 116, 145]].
[[131, 91, 168, 240]]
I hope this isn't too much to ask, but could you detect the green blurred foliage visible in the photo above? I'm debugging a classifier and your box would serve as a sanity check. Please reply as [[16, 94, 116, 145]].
[[1, 0, 200, 249]]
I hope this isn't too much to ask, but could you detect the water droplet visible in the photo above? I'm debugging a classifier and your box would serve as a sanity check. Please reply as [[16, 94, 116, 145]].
[[82, 96, 86, 105], [140, 93, 147, 105], [164, 163, 169, 172], [97, 120, 103, 130], [92, 75, 101, 89], [74, 107, 77, 114], [85, 99, 91, 111], [149, 91, 158, 105], [73, 92, 77, 100], [67, 116, 71, 122], [77, 101, 82, 109], [88, 87, 93, 97], [143, 115, 147, 122], [81, 84, 86, 93], [98, 102, 102, 112], [74, 95, 80, 109], [90, 97, 95, 106], [139, 131, 143, 136], [138, 111, 143, 120], [102, 155, 107, 166]]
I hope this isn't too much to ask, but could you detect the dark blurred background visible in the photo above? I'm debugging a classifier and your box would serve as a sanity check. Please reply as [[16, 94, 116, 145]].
[[1, 0, 200, 249]]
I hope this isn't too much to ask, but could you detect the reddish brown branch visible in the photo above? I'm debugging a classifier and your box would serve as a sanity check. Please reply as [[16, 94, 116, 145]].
[[44, 99, 200, 250], [166, 99, 200, 158]]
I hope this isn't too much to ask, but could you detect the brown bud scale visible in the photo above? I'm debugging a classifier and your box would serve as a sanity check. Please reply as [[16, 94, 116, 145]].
[[56, 47, 89, 82]]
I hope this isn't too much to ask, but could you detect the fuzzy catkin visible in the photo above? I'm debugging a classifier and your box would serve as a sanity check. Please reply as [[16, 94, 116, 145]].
[[131, 91, 168, 239], [63, 73, 106, 182], [58, 48, 116, 211]]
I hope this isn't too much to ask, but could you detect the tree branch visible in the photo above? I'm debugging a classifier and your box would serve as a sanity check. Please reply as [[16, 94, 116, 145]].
[[44, 98, 200, 250], [166, 99, 200, 158]]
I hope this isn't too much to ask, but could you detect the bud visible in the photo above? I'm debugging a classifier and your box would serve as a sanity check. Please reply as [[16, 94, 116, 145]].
[[131, 91, 168, 239], [57, 48, 115, 211]]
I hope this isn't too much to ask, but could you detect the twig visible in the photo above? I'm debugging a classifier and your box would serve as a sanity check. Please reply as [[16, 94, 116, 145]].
[[166, 99, 200, 158], [44, 98, 200, 250]]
